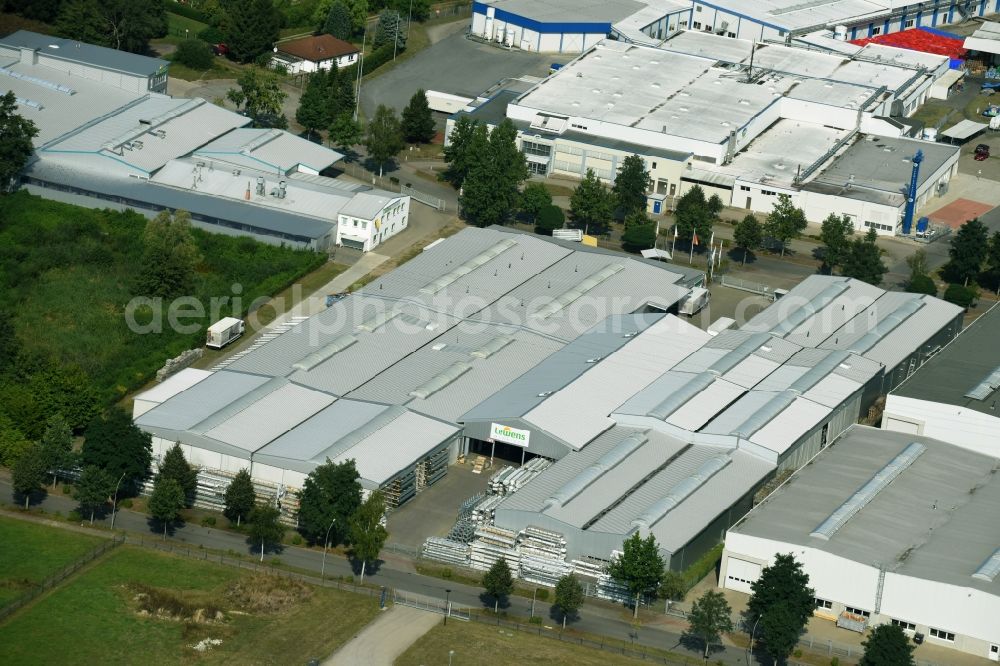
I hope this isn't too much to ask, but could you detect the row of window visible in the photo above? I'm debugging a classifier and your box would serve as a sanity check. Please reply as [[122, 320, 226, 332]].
[[814, 600, 957, 644], [522, 141, 551, 157], [930, 628, 955, 642], [863, 221, 894, 232]]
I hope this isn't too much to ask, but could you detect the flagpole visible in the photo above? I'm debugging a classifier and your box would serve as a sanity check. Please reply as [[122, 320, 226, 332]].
[[689, 236, 695, 265], [671, 225, 677, 259]]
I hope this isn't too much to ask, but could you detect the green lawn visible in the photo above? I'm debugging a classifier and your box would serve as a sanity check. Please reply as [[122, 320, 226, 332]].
[[0, 516, 103, 607], [166, 11, 209, 40], [167, 58, 235, 82], [0, 546, 381, 664]]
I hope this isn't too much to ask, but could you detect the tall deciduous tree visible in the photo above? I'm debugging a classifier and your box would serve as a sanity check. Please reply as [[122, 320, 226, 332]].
[[0, 415, 33, 468], [747, 553, 815, 664], [296, 72, 332, 141], [734, 214, 763, 265], [81, 408, 152, 497], [401, 90, 436, 144], [227, 67, 288, 128], [819, 213, 855, 274], [329, 113, 362, 151], [674, 185, 713, 247], [941, 218, 989, 287], [519, 182, 552, 224], [148, 476, 185, 538], [612, 154, 651, 219], [248, 501, 285, 562], [12, 444, 46, 509], [482, 557, 514, 613], [859, 624, 915, 666], [222, 0, 281, 63], [442, 115, 482, 188], [136, 210, 201, 299], [459, 120, 528, 227], [365, 105, 404, 177], [38, 414, 74, 487], [906, 248, 930, 284], [981, 231, 1000, 293], [607, 532, 665, 618], [157, 443, 197, 506], [686, 590, 734, 659], [297, 459, 362, 545], [75, 465, 114, 524], [535, 204, 565, 236], [323, 0, 353, 39], [842, 228, 887, 286], [553, 574, 585, 629], [0, 91, 39, 193], [569, 169, 614, 236], [224, 468, 256, 527], [56, 0, 167, 54], [764, 194, 807, 256], [349, 490, 389, 583]]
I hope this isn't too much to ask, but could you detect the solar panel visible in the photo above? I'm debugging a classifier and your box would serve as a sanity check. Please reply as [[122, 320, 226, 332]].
[[810, 442, 925, 541], [964, 365, 1000, 401]]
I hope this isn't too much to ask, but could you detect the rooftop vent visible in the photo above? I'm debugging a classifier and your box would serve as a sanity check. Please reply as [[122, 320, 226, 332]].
[[471, 335, 514, 359], [292, 334, 358, 371], [534, 264, 624, 319], [409, 362, 472, 399]]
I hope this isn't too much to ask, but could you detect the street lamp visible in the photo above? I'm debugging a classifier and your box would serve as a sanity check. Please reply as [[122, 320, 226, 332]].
[[109, 472, 126, 531], [321, 517, 337, 582], [448, 650, 454, 666], [444, 588, 452, 625], [748, 614, 765, 665]]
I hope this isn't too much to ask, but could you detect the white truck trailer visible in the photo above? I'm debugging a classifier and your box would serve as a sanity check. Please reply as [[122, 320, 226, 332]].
[[206, 317, 244, 349], [678, 287, 709, 316]]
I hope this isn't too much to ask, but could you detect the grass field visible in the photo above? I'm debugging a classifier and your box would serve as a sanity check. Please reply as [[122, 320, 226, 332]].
[[0, 546, 381, 664], [0, 516, 103, 606], [166, 11, 210, 41], [396, 619, 653, 666]]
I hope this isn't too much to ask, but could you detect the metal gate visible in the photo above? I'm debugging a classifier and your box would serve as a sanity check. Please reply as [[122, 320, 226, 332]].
[[401, 184, 445, 211], [392, 589, 470, 621]]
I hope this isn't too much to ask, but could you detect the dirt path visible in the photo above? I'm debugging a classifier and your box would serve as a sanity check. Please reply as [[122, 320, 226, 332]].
[[323, 605, 441, 665]]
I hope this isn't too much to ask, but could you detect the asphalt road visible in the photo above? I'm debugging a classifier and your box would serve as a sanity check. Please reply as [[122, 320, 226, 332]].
[[2, 478, 761, 665]]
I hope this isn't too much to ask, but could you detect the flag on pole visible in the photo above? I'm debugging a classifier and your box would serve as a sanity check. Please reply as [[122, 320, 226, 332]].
[[692, 231, 699, 246]]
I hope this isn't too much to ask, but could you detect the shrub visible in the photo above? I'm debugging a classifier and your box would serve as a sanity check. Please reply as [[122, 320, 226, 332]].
[[168, 5, 210, 24], [290, 533, 303, 545], [831, 658, 840, 666], [121, 499, 134, 509], [534, 204, 565, 235], [535, 588, 549, 601], [793, 650, 803, 658], [529, 616, 543, 625], [441, 568, 453, 580], [62, 484, 73, 494], [200, 516, 217, 527], [943, 283, 977, 309], [67, 510, 82, 522], [175, 39, 214, 70], [197, 26, 225, 44], [907, 273, 937, 296]]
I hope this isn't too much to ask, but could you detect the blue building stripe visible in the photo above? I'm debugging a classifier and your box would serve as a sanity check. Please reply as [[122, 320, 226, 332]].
[[472, 1, 611, 34]]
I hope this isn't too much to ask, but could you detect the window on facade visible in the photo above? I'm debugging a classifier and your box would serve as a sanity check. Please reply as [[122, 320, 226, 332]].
[[693, 21, 702, 29], [740, 185, 751, 191], [528, 161, 548, 176], [929, 628, 955, 642], [353, 220, 358, 227], [904, 19, 914, 28], [845, 607, 871, 618], [892, 619, 916, 631], [814, 598, 832, 610], [695, 4, 702, 11], [680, 20, 688, 28], [522, 141, 551, 157], [361, 221, 367, 229], [778, 30, 786, 37], [761, 189, 776, 196], [656, 179, 669, 195], [872, 26, 882, 35], [651, 161, 657, 169]]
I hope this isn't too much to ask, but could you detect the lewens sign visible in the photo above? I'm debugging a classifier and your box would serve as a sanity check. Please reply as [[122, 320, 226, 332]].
[[490, 423, 530, 448]]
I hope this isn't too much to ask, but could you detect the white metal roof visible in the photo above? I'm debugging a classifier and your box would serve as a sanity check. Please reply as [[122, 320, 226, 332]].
[[202, 383, 335, 452], [942, 118, 988, 141], [133, 368, 212, 406], [965, 21, 1000, 56], [195, 128, 344, 175]]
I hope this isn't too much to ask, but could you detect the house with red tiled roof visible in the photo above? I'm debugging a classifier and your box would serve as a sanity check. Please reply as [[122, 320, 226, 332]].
[[271, 34, 359, 75]]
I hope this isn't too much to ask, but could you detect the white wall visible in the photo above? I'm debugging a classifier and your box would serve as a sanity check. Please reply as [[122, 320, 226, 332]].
[[337, 196, 409, 251], [781, 98, 858, 130], [882, 395, 1000, 458], [800, 189, 901, 235]]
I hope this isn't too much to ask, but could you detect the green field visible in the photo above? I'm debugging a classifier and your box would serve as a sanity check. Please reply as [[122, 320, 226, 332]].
[[0, 516, 103, 606], [0, 546, 381, 664], [166, 11, 209, 40]]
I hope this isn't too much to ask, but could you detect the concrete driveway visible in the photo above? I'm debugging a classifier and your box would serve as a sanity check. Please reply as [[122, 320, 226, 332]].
[[324, 605, 441, 666]]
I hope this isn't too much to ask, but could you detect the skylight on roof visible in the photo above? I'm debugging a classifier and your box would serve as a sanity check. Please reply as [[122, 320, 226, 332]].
[[964, 365, 1000, 401]]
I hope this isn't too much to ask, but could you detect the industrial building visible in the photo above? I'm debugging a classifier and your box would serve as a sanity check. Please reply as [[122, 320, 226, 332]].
[[721, 426, 1000, 661], [882, 303, 1000, 457], [0, 30, 409, 251], [133, 227, 702, 506], [452, 30, 961, 233]]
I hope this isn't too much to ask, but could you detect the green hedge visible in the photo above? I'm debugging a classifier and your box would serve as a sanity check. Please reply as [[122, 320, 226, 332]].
[[168, 5, 211, 24], [682, 543, 724, 591]]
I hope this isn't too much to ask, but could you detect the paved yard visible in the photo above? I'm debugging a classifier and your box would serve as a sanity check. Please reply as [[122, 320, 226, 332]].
[[387, 462, 491, 548]]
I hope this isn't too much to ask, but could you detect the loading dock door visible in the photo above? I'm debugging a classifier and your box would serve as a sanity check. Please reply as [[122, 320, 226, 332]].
[[725, 557, 761, 593]]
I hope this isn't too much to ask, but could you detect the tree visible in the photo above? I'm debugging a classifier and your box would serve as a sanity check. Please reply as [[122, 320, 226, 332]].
[[535, 204, 565, 236], [56, 0, 167, 54], [323, 0, 353, 39], [148, 477, 185, 538], [673, 185, 713, 248], [686, 590, 734, 659], [764, 194, 807, 256], [81, 407, 152, 497], [38, 414, 73, 487], [841, 228, 887, 286], [482, 557, 514, 613], [227, 67, 288, 128], [860, 624, 915, 666], [75, 465, 113, 524], [372, 9, 406, 51], [349, 490, 389, 583], [248, 501, 285, 562], [459, 120, 527, 227], [0, 91, 39, 193], [905, 248, 930, 283], [607, 532, 665, 618], [297, 459, 362, 545], [295, 73, 331, 141], [944, 283, 978, 309], [569, 169, 614, 236], [819, 213, 855, 274], [0, 415, 33, 468], [907, 274, 937, 296], [519, 182, 552, 224], [980, 231, 1000, 292], [624, 210, 652, 230], [941, 218, 989, 287], [157, 443, 197, 506], [223, 0, 281, 63], [175, 39, 214, 70], [12, 445, 46, 509], [325, 65, 356, 123], [365, 105, 404, 177], [660, 570, 686, 602], [746, 553, 815, 664], [136, 209, 202, 299], [622, 223, 657, 253], [553, 574, 584, 629], [734, 214, 763, 266], [401, 90, 436, 144], [224, 468, 256, 527], [707, 194, 724, 219], [442, 115, 481, 188], [329, 113, 363, 151], [612, 154, 651, 219]]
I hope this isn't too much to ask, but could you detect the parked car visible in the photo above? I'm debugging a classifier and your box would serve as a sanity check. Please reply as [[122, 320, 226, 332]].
[[212, 43, 228, 56], [975, 144, 990, 161]]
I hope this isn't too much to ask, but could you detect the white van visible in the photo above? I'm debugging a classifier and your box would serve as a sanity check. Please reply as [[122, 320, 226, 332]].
[[206, 317, 245, 349]]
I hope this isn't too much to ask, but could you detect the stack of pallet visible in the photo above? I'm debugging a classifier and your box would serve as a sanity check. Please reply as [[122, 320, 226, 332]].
[[446, 518, 476, 543], [457, 492, 486, 520], [472, 455, 486, 474], [596, 573, 633, 604], [470, 494, 504, 525], [571, 557, 607, 581], [469, 526, 519, 575], [422, 537, 471, 566], [517, 526, 572, 587], [489, 458, 553, 495], [520, 555, 575, 587]]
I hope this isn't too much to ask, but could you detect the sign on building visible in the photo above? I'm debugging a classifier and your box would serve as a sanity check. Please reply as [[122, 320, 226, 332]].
[[490, 423, 530, 448]]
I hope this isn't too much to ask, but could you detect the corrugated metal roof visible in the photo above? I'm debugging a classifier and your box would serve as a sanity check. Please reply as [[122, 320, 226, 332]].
[[195, 128, 343, 174], [135, 368, 212, 405], [1, 30, 167, 76], [749, 397, 830, 454], [202, 383, 335, 451], [135, 371, 271, 432]]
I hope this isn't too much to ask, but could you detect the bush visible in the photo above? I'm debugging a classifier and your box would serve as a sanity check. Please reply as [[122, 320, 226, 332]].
[[944, 283, 977, 309], [441, 568, 453, 580], [197, 26, 225, 44], [529, 616, 543, 625], [535, 588, 549, 601], [290, 533, 303, 545], [534, 204, 565, 236], [67, 510, 82, 522], [621, 223, 657, 253], [62, 484, 73, 494], [831, 658, 840, 666], [360, 44, 399, 77], [121, 499, 134, 509], [168, 5, 211, 24], [200, 516, 217, 527], [907, 273, 937, 296], [793, 650, 803, 658], [175, 39, 214, 70]]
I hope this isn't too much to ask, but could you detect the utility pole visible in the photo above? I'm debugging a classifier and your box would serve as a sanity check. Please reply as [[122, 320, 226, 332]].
[[110, 471, 126, 531], [354, 28, 366, 122], [321, 517, 337, 581]]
